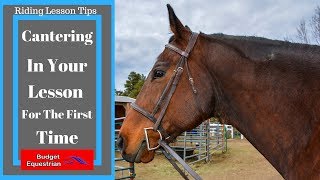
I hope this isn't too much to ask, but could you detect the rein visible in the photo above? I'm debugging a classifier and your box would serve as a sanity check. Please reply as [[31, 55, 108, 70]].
[[131, 32, 202, 180]]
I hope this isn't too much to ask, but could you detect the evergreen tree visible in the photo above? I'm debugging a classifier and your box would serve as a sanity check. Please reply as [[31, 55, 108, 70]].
[[118, 71, 145, 98]]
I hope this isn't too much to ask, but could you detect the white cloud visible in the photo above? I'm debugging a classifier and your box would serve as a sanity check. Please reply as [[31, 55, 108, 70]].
[[115, 0, 319, 90]]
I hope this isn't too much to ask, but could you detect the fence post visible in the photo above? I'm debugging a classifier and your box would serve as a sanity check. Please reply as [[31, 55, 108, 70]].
[[231, 126, 234, 139], [183, 131, 187, 161], [205, 120, 210, 162], [224, 125, 228, 152]]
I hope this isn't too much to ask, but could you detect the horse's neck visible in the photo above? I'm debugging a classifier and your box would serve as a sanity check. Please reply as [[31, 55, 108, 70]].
[[204, 41, 320, 178]]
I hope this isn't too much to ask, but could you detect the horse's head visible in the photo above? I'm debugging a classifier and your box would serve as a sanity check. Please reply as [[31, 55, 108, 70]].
[[118, 4, 215, 163]]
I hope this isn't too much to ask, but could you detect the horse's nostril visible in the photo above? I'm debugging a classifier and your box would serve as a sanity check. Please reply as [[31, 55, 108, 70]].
[[117, 135, 124, 151]]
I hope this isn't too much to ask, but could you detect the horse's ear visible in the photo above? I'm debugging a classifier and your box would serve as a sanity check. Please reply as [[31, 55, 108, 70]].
[[185, 25, 192, 32], [167, 4, 189, 40]]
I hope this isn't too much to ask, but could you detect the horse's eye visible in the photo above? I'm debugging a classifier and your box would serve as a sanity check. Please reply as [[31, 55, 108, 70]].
[[153, 70, 166, 79]]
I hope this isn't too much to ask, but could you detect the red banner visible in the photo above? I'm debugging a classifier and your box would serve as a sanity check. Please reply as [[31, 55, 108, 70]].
[[21, 149, 94, 170]]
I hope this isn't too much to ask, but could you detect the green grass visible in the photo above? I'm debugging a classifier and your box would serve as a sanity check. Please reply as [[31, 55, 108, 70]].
[[116, 139, 283, 180]]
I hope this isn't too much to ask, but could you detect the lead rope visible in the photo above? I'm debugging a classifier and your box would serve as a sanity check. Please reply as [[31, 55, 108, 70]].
[[160, 149, 189, 179], [159, 140, 202, 180]]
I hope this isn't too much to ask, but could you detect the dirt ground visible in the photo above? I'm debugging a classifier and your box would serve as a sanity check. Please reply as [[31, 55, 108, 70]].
[[116, 139, 283, 180]]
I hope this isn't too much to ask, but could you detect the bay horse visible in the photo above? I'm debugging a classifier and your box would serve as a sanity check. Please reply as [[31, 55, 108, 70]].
[[118, 4, 320, 179]]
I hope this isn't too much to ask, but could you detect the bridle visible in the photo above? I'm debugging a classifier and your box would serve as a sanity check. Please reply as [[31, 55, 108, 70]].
[[131, 32, 202, 180], [131, 32, 199, 147]]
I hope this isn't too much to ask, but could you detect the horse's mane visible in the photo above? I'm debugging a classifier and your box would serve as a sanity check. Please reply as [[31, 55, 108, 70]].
[[206, 33, 320, 62], [202, 33, 320, 81]]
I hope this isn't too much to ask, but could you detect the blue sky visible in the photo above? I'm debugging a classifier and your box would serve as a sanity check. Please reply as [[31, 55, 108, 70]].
[[115, 0, 319, 90]]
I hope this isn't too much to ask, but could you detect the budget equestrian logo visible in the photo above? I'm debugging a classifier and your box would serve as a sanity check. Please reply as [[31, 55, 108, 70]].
[[64, 156, 89, 165]]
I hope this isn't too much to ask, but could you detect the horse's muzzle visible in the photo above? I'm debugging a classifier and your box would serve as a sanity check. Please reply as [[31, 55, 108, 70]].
[[117, 135, 147, 163], [117, 135, 124, 152]]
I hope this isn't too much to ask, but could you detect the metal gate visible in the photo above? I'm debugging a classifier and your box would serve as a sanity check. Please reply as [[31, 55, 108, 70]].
[[115, 117, 135, 180], [170, 119, 227, 164]]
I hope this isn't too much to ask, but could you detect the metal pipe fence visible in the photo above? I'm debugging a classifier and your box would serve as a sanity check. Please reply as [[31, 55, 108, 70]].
[[169, 119, 227, 165], [114, 117, 227, 179], [115, 117, 135, 180]]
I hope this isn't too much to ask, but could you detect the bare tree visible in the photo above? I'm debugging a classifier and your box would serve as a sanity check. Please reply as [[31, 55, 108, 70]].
[[296, 19, 309, 44], [296, 5, 320, 45], [310, 6, 320, 44]]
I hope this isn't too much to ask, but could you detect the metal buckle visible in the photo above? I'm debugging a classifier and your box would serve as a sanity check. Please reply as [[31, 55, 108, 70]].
[[177, 67, 183, 71], [181, 51, 189, 57], [144, 127, 163, 151]]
